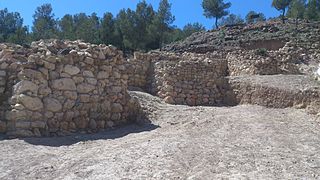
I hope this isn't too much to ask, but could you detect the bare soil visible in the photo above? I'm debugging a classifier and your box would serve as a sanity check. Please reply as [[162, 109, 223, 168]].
[[1, 91, 320, 179]]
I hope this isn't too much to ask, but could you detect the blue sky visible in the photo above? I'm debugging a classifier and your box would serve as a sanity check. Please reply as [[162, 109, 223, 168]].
[[0, 0, 279, 29]]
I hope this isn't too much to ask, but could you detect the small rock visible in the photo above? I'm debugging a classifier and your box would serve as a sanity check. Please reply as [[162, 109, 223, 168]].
[[52, 78, 76, 91], [31, 121, 46, 128], [96, 121, 106, 129], [79, 94, 90, 102], [77, 83, 95, 93], [63, 91, 78, 100], [164, 96, 175, 104], [106, 121, 114, 127], [0, 70, 6, 76], [86, 78, 97, 85], [64, 65, 80, 75], [0, 121, 6, 133], [83, 70, 94, 77], [89, 119, 97, 130], [97, 71, 109, 79], [63, 99, 75, 110], [111, 103, 123, 113], [44, 61, 55, 70]]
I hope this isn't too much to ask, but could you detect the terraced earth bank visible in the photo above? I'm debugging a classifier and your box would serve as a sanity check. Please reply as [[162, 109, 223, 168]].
[[1, 91, 320, 179]]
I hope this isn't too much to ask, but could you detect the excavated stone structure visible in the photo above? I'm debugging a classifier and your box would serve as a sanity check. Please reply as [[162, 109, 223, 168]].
[[1, 20, 320, 138], [126, 20, 320, 114], [0, 40, 140, 137]]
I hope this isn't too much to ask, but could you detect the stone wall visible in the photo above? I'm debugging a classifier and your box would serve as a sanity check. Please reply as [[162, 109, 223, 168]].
[[126, 52, 152, 91], [227, 42, 304, 76], [128, 52, 228, 106], [0, 40, 138, 137]]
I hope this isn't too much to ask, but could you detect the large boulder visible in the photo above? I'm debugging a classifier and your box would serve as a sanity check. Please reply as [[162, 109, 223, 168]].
[[64, 65, 80, 75], [18, 94, 43, 111], [13, 80, 39, 95], [43, 97, 62, 112]]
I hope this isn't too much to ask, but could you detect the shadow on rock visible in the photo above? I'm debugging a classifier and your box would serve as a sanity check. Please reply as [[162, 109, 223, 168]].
[[21, 123, 159, 147]]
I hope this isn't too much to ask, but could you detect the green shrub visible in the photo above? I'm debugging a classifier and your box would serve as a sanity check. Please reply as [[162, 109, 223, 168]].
[[255, 48, 268, 56]]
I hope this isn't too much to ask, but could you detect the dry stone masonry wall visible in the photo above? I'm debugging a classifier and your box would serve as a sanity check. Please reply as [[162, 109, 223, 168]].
[[127, 52, 229, 106], [0, 40, 138, 137], [150, 53, 228, 106], [126, 52, 152, 91], [227, 42, 303, 76]]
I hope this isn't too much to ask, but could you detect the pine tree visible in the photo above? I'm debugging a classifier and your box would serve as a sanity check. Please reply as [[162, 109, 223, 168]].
[[100, 12, 116, 46], [219, 14, 244, 26], [245, 11, 266, 24], [183, 23, 206, 37], [202, 0, 232, 29], [304, 0, 320, 21], [59, 14, 75, 40], [272, 0, 292, 23], [73, 13, 100, 44], [151, 0, 175, 48], [135, 0, 155, 50], [287, 0, 306, 24], [32, 4, 57, 40], [0, 8, 28, 44]]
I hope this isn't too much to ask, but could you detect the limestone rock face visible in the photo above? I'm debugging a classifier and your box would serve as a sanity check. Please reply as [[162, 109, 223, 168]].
[[52, 78, 76, 91], [43, 97, 62, 112], [18, 94, 43, 111], [14, 80, 39, 95]]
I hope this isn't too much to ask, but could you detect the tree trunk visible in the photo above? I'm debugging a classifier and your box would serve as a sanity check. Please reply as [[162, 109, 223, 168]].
[[215, 18, 218, 29], [282, 9, 286, 24]]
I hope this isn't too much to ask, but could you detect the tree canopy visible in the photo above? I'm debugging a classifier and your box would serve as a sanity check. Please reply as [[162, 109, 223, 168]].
[[287, 0, 306, 20], [304, 0, 320, 21], [202, 0, 232, 28], [272, 0, 292, 23], [245, 11, 266, 24], [0, 8, 28, 44], [219, 14, 244, 26], [32, 3, 57, 40]]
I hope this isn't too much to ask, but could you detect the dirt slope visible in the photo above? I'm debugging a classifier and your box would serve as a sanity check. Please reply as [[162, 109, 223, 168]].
[[1, 91, 320, 179]]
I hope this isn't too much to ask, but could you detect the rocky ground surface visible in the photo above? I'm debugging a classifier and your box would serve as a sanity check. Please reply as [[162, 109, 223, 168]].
[[162, 20, 320, 54], [1, 91, 320, 179]]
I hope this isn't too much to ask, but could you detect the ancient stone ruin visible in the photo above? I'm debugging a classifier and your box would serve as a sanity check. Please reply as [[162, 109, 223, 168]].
[[126, 20, 320, 112], [1, 20, 320, 138], [0, 40, 139, 137]]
